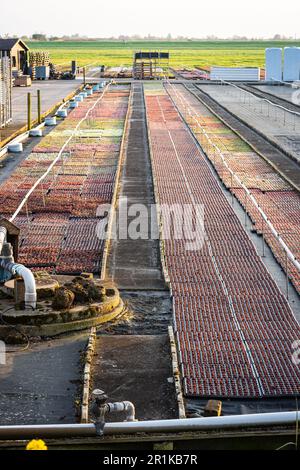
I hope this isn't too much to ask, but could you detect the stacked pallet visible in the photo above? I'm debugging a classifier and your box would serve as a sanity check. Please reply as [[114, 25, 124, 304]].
[[29, 50, 50, 66], [29, 51, 50, 79], [0, 56, 12, 128]]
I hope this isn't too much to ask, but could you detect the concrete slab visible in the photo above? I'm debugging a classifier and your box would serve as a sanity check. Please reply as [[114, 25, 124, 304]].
[[92, 335, 178, 421], [108, 83, 165, 290], [0, 333, 88, 425], [255, 85, 300, 105]]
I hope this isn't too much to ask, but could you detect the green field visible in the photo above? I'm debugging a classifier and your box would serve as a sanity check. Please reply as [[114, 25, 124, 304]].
[[28, 40, 300, 69]]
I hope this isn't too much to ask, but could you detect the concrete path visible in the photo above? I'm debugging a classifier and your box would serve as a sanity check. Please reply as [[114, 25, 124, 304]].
[[108, 83, 165, 290], [92, 335, 178, 421], [255, 84, 300, 106]]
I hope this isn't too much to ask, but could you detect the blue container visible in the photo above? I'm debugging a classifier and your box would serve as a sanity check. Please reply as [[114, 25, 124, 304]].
[[45, 116, 57, 126], [69, 101, 79, 109], [8, 142, 23, 153], [29, 129, 43, 137], [57, 109, 68, 118]]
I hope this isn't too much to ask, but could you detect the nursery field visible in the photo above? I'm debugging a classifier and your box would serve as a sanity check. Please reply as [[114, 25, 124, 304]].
[[28, 40, 300, 69]]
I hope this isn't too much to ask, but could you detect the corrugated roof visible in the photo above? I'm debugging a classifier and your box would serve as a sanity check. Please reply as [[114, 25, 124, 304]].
[[0, 38, 29, 51]]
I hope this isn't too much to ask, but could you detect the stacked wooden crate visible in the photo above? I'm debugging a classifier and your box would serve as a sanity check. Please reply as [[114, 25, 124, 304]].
[[29, 51, 50, 80], [0, 55, 12, 127]]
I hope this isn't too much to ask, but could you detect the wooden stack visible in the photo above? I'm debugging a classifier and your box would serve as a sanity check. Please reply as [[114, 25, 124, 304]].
[[29, 51, 50, 80], [0, 56, 12, 128]]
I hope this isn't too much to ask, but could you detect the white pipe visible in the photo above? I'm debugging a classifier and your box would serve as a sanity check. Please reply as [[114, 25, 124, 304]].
[[0, 261, 36, 309], [217, 78, 300, 118], [0, 411, 297, 440], [9, 81, 112, 223], [166, 82, 300, 275], [107, 401, 136, 422]]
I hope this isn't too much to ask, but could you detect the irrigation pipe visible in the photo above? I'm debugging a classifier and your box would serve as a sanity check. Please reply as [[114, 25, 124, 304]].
[[0, 411, 298, 440], [9, 81, 112, 223], [165, 80, 300, 276]]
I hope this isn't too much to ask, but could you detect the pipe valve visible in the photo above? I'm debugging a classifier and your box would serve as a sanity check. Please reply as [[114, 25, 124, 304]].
[[91, 389, 136, 437]]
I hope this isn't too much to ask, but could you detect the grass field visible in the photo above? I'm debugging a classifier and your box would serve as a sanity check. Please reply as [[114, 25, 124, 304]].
[[28, 40, 300, 69]]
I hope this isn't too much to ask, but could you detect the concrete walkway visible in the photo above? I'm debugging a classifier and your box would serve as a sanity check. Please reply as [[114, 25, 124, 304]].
[[92, 335, 178, 421], [108, 83, 165, 290], [0, 333, 87, 425], [255, 84, 300, 106], [0, 79, 82, 144]]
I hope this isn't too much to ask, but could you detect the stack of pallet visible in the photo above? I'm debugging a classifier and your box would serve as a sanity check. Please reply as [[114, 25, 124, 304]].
[[29, 51, 50, 80], [0, 56, 12, 128]]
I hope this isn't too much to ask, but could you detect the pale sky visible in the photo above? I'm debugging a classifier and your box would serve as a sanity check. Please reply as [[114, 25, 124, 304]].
[[1, 0, 300, 38]]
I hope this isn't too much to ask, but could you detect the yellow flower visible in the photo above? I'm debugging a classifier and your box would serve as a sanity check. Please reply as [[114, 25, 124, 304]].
[[26, 439, 48, 450]]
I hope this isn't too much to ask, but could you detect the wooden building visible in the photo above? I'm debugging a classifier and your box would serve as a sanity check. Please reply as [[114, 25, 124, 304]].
[[0, 38, 29, 74]]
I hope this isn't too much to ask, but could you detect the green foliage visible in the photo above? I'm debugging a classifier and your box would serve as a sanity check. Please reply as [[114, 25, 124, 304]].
[[28, 40, 300, 69]]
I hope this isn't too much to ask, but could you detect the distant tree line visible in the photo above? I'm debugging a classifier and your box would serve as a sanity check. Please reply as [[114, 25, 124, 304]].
[[1, 33, 299, 41]]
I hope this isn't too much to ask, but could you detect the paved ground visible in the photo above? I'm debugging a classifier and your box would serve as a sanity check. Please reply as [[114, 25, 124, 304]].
[[0, 79, 82, 144], [197, 84, 300, 164], [99, 291, 172, 336], [92, 335, 178, 421], [108, 82, 165, 290], [0, 333, 88, 425]]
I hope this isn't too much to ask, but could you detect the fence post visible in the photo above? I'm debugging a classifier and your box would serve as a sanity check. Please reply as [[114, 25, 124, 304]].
[[285, 250, 289, 300], [83, 67, 86, 86]]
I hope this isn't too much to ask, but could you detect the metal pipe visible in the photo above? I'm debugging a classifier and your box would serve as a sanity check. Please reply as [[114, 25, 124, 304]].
[[37, 89, 41, 124], [107, 401, 136, 422], [0, 411, 297, 440], [27, 92, 31, 131], [0, 261, 36, 309], [166, 82, 300, 276]]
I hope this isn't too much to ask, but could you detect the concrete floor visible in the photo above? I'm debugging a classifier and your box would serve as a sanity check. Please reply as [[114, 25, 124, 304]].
[[0, 333, 88, 425], [197, 84, 300, 163], [0, 79, 82, 143], [255, 84, 300, 106], [92, 335, 178, 421], [99, 291, 172, 336]]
